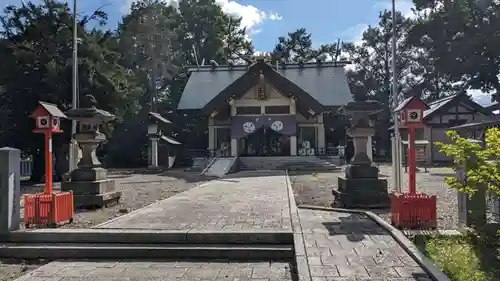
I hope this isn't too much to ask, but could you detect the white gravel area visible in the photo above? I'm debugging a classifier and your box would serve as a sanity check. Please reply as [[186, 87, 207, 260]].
[[289, 164, 460, 230]]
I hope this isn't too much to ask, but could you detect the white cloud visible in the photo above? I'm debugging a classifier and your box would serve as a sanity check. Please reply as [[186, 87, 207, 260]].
[[340, 23, 368, 46], [268, 12, 283, 21], [342, 1, 415, 70], [373, 0, 416, 19], [121, 0, 282, 34]]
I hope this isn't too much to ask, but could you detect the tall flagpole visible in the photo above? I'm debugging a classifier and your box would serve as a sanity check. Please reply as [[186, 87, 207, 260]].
[[392, 0, 402, 192], [69, 0, 79, 172]]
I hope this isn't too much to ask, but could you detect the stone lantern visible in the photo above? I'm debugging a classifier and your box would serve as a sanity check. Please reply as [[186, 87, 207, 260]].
[[332, 100, 391, 208], [61, 94, 121, 208], [147, 112, 171, 171]]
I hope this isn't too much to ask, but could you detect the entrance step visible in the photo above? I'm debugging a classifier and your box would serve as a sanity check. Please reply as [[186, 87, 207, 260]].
[[1, 229, 293, 245], [0, 243, 294, 261], [202, 157, 238, 177], [238, 156, 341, 171]]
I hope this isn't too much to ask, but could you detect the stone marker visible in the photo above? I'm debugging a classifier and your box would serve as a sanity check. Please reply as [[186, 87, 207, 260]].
[[0, 147, 21, 232], [456, 159, 487, 229], [333, 101, 391, 208], [61, 94, 121, 208]]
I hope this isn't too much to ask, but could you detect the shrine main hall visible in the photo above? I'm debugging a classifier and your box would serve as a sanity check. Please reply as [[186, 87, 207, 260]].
[[177, 59, 353, 157]]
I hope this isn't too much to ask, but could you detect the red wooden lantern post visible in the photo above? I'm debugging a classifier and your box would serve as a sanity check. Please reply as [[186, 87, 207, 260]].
[[24, 102, 74, 228], [391, 96, 437, 229]]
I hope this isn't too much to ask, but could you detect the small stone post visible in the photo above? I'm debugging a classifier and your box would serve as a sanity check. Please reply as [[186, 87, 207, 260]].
[[456, 143, 487, 229], [0, 147, 21, 232], [150, 137, 159, 168]]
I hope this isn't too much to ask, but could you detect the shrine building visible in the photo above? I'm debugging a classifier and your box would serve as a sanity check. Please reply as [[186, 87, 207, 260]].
[[177, 59, 353, 158]]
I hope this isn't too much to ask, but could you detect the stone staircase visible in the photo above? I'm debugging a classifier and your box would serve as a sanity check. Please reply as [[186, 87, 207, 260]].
[[0, 229, 293, 260], [238, 156, 341, 171], [202, 157, 239, 177], [189, 157, 212, 172]]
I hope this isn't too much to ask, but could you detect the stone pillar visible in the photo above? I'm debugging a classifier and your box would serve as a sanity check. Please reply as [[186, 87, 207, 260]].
[[456, 160, 487, 229], [0, 147, 20, 232], [230, 139, 238, 156], [150, 137, 159, 168], [290, 136, 297, 156], [317, 126, 325, 152], [208, 120, 215, 152], [366, 136, 373, 161], [290, 98, 296, 115]]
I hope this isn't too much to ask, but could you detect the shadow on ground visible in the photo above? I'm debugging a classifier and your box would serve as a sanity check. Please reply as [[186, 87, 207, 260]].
[[321, 213, 387, 242]]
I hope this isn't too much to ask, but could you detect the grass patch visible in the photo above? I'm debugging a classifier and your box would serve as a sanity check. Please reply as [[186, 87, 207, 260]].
[[412, 234, 500, 281]]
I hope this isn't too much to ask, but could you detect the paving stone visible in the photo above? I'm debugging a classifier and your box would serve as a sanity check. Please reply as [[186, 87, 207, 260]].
[[365, 266, 400, 278], [18, 261, 293, 281], [309, 265, 340, 277], [252, 265, 292, 279], [96, 172, 291, 231], [393, 266, 429, 278], [336, 265, 370, 277], [298, 209, 432, 281]]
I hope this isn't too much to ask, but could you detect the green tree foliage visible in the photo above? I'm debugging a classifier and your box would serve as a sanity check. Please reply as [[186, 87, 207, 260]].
[[410, 0, 500, 102], [436, 129, 500, 196], [0, 1, 142, 180], [107, 0, 257, 166], [342, 11, 419, 156]]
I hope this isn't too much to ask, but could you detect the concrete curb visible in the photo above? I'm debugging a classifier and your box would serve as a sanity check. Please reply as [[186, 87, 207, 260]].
[[284, 170, 312, 281], [297, 205, 451, 281], [93, 180, 215, 228]]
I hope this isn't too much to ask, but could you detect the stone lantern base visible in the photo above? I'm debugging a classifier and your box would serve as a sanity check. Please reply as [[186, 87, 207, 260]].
[[61, 167, 121, 209], [333, 163, 390, 209]]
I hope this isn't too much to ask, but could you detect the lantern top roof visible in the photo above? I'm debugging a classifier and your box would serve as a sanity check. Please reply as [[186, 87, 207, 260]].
[[29, 101, 66, 119], [394, 96, 428, 112]]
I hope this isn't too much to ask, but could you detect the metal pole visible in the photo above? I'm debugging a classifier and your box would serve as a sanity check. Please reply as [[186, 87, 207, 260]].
[[392, 0, 402, 192], [69, 0, 78, 172]]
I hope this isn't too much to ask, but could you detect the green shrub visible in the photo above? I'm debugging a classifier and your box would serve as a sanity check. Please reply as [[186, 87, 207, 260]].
[[416, 235, 498, 281]]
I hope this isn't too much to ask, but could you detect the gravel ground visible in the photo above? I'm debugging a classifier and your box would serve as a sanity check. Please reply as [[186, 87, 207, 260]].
[[0, 259, 48, 281], [19, 169, 212, 229], [289, 164, 460, 230]]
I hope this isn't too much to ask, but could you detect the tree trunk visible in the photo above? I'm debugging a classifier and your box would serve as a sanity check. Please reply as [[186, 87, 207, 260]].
[[29, 149, 44, 183], [54, 144, 69, 181]]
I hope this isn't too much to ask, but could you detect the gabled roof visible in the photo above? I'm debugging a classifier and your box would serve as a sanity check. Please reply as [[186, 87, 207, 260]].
[[388, 93, 493, 131], [148, 112, 171, 124], [177, 61, 353, 115], [29, 101, 66, 118], [424, 93, 492, 119], [449, 118, 500, 131], [394, 96, 430, 112], [161, 135, 181, 145]]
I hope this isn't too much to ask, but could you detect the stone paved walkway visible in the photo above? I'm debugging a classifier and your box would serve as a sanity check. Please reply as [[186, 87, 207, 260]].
[[15, 260, 294, 281], [96, 171, 291, 231], [13, 171, 294, 281], [11, 172, 436, 281], [298, 209, 431, 281]]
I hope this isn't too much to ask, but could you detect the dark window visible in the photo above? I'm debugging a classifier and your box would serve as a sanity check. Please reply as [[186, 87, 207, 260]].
[[448, 119, 467, 127], [265, 106, 290, 114], [236, 106, 261, 115]]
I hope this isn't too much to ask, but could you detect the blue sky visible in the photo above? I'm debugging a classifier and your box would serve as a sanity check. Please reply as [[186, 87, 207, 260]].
[[0, 0, 494, 105], [0, 0, 415, 51]]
